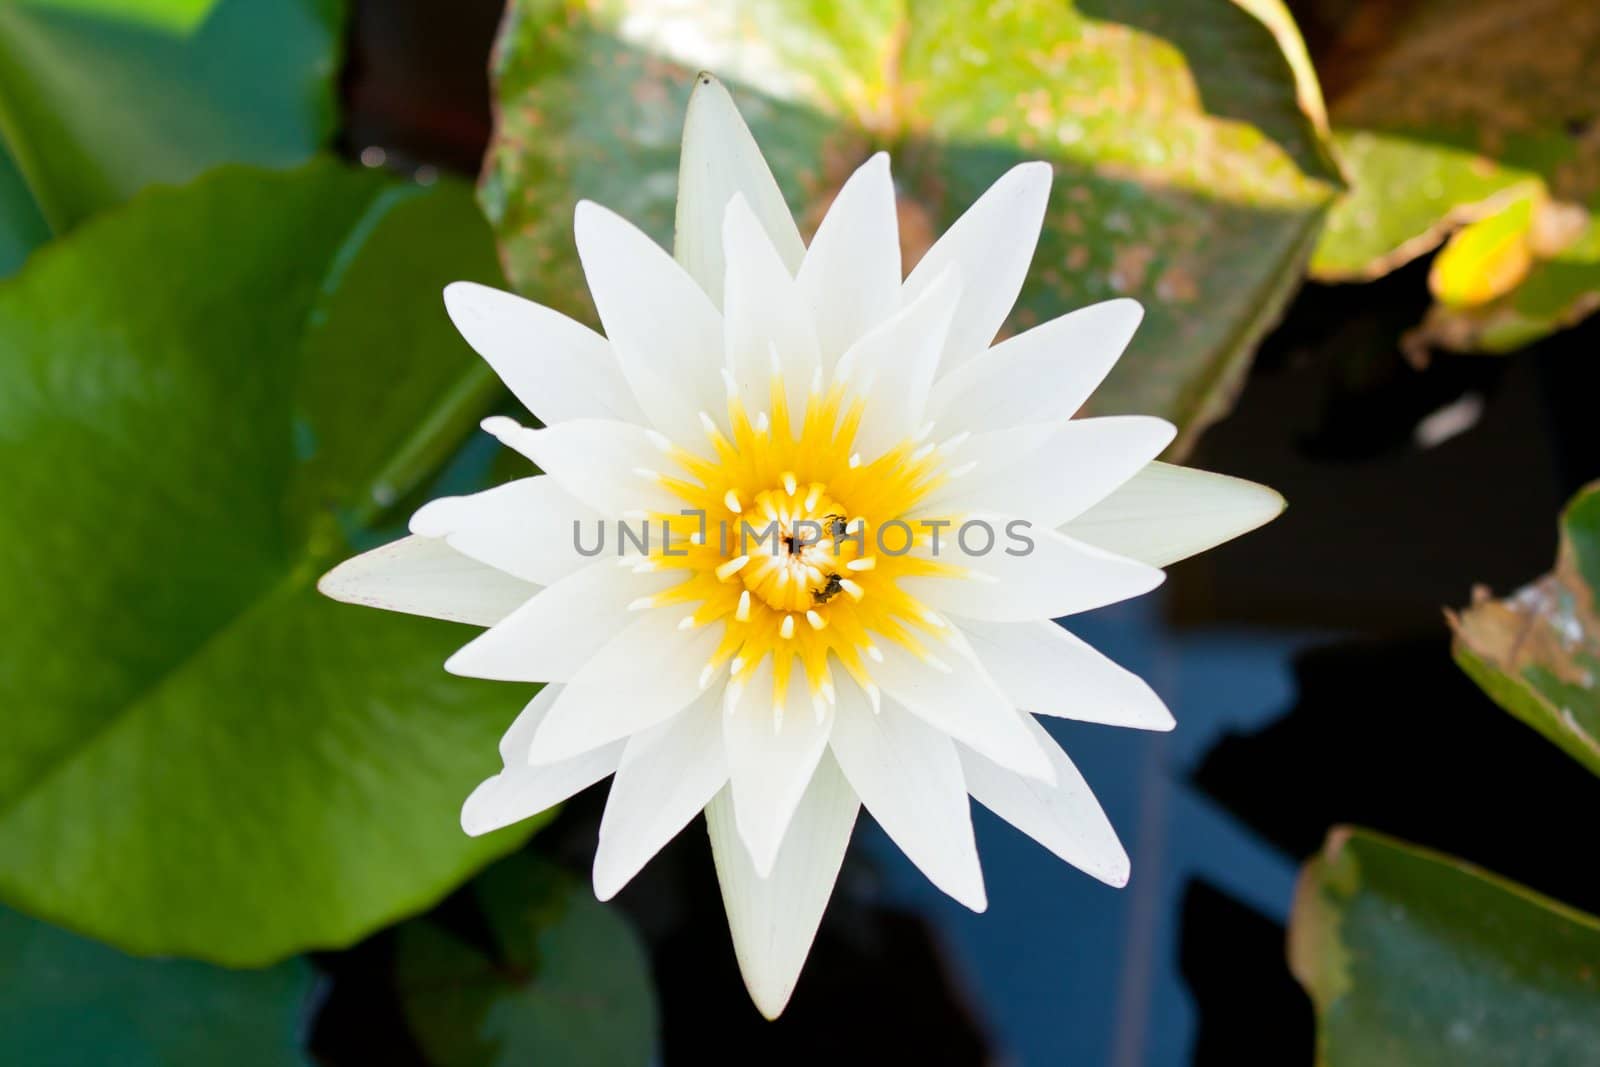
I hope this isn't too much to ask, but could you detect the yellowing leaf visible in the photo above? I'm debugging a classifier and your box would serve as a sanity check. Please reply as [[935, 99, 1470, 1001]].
[[1427, 187, 1538, 308]]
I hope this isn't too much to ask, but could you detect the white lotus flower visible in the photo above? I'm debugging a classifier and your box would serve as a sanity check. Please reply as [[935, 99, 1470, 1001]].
[[319, 74, 1283, 1017]]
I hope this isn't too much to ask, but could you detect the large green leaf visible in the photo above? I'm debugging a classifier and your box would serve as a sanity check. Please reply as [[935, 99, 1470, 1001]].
[[1290, 827, 1600, 1066], [396, 853, 658, 1067], [0, 162, 541, 966], [0, 139, 49, 275], [9, 0, 221, 34], [1309, 0, 1600, 354], [0, 0, 341, 266], [481, 0, 1339, 457], [0, 905, 313, 1066], [1450, 481, 1600, 777]]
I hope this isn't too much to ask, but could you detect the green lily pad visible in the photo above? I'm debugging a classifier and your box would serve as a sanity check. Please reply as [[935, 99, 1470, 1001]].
[[0, 162, 539, 966], [481, 0, 1339, 457], [1290, 827, 1600, 1066], [1451, 481, 1600, 777], [397, 854, 657, 1067], [0, 905, 313, 1067], [8, 0, 221, 34], [1309, 0, 1600, 353], [0, 0, 341, 267], [0, 139, 49, 275]]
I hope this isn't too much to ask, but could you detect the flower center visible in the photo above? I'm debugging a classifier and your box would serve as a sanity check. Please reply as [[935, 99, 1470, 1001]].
[[736, 486, 856, 612], [637, 376, 960, 719]]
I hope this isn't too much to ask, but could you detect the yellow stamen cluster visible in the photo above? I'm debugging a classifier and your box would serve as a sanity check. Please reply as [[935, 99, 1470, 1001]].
[[640, 375, 959, 723]]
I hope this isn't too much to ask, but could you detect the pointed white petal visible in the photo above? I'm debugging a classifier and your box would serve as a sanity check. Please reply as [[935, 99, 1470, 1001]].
[[722, 194, 820, 422], [1063, 461, 1286, 568], [409, 476, 602, 587], [960, 714, 1130, 887], [317, 535, 534, 627], [903, 161, 1051, 373], [707, 753, 858, 1019], [871, 637, 1054, 782], [923, 416, 1176, 528], [574, 200, 724, 443], [675, 73, 805, 306], [480, 416, 682, 519], [445, 562, 674, 682], [796, 152, 901, 371], [441, 282, 643, 425], [829, 685, 986, 911], [904, 520, 1164, 622], [833, 266, 960, 460], [460, 685, 623, 836], [527, 613, 725, 764], [959, 619, 1174, 731], [593, 689, 727, 899], [928, 298, 1143, 433], [725, 662, 834, 877]]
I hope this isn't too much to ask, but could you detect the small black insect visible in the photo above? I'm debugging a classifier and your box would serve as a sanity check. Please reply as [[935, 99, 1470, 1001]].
[[822, 513, 849, 540], [813, 572, 845, 605]]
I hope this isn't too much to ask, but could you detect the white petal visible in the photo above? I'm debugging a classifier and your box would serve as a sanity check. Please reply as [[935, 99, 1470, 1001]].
[[527, 613, 725, 764], [959, 619, 1174, 731], [593, 689, 727, 900], [923, 416, 1176, 528], [936, 420, 1058, 473], [574, 200, 724, 443], [871, 637, 1054, 782], [722, 194, 820, 423], [829, 685, 986, 911], [317, 535, 534, 627], [460, 685, 623, 836], [444, 561, 675, 682], [675, 73, 805, 306], [496, 682, 556, 765], [927, 298, 1143, 433], [903, 520, 1164, 622], [903, 161, 1051, 373], [707, 752, 858, 1019], [480, 416, 681, 519], [1063, 461, 1286, 568], [796, 152, 901, 372], [960, 714, 1130, 888], [725, 661, 835, 877], [441, 282, 643, 424], [833, 266, 960, 460], [409, 476, 602, 587]]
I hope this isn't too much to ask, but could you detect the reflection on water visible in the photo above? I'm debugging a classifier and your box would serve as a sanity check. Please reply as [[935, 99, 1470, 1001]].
[[864, 599, 1322, 1065]]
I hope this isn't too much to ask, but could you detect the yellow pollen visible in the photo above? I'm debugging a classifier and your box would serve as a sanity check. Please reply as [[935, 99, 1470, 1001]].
[[639, 375, 962, 723]]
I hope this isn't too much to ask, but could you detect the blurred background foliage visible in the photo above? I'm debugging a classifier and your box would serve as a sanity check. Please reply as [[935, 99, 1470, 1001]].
[[0, 0, 1595, 1063], [1301, 0, 1600, 358]]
